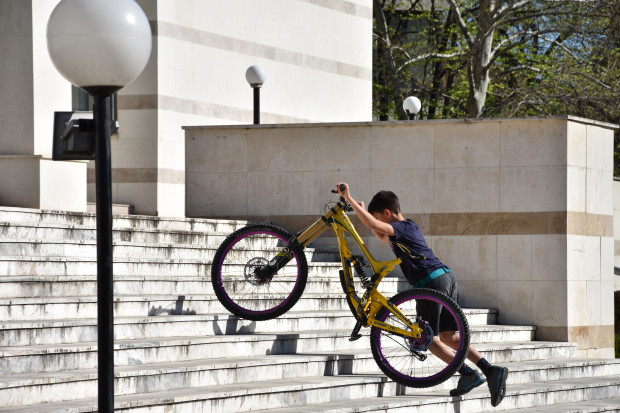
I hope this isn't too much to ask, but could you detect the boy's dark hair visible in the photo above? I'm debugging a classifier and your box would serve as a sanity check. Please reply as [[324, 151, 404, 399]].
[[367, 190, 400, 215]]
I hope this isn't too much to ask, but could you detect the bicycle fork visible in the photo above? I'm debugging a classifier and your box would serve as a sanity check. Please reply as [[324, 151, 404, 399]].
[[254, 238, 302, 282]]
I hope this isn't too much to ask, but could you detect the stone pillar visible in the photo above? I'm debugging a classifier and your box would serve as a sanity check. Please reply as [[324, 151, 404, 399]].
[[563, 121, 615, 357], [0, 0, 86, 212]]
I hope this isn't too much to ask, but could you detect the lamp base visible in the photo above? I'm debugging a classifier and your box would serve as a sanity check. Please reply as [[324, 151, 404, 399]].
[[82, 85, 122, 97]]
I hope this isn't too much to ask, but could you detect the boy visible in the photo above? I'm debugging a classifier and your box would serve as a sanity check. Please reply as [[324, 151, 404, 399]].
[[336, 183, 508, 407]]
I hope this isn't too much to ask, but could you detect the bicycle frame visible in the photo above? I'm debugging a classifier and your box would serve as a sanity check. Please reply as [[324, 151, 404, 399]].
[[293, 198, 424, 340]]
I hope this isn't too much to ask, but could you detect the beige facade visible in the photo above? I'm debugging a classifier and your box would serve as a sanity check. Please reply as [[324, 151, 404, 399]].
[[0, 1, 86, 211], [0, 0, 372, 215], [185, 117, 618, 357], [93, 0, 373, 216]]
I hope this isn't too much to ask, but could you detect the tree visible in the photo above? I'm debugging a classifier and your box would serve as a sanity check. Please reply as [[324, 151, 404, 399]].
[[373, 0, 619, 121]]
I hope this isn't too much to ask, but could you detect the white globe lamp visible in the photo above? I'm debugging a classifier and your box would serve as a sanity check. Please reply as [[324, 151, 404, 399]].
[[403, 96, 422, 120], [246, 65, 267, 87], [47, 0, 152, 95]]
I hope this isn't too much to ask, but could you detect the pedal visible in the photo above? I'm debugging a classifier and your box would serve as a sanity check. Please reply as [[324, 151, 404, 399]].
[[349, 334, 362, 342], [349, 319, 363, 341]]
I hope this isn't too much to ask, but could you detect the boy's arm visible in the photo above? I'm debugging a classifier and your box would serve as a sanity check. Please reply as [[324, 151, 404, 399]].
[[371, 229, 390, 244], [336, 183, 395, 241]]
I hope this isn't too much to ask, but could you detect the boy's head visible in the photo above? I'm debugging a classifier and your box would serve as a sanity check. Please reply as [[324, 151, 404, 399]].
[[368, 190, 401, 216]]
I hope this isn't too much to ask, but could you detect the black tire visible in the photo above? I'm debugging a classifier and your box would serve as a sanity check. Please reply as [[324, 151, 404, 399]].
[[211, 224, 308, 321], [370, 288, 470, 388]]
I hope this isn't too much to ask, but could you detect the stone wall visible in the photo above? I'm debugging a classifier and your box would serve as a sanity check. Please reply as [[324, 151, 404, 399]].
[[185, 117, 618, 357]]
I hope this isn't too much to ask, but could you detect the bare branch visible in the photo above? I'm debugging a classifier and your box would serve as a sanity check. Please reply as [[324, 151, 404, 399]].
[[493, 0, 535, 20], [445, 0, 474, 46], [485, 28, 582, 71], [491, 65, 541, 81], [397, 51, 468, 73], [565, 71, 614, 90]]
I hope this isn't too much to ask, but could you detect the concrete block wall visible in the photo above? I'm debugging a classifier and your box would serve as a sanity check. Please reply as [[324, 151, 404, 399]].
[[185, 117, 618, 357]]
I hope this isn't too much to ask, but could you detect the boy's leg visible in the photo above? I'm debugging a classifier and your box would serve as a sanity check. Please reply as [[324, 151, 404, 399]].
[[438, 331, 486, 396], [428, 335, 463, 364], [440, 331, 509, 406], [439, 331, 483, 364]]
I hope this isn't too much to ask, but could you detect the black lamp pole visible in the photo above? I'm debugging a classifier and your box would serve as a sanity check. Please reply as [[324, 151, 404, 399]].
[[46, 1, 152, 410], [90, 88, 118, 413], [253, 86, 260, 125]]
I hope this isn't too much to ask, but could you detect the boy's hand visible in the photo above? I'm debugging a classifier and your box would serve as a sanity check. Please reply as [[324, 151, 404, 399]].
[[336, 182, 350, 199]]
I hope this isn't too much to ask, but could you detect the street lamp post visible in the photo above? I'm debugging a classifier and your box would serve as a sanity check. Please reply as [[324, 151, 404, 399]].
[[245, 65, 266, 124], [46, 1, 152, 411], [403, 96, 422, 120]]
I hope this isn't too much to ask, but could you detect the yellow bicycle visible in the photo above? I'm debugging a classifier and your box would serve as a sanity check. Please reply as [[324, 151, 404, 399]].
[[211, 186, 470, 388]]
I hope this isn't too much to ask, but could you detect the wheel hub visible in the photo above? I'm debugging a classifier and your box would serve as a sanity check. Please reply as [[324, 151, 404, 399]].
[[407, 317, 434, 351], [244, 257, 270, 285]]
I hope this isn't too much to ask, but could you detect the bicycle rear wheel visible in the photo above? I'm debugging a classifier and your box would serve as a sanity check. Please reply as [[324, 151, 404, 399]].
[[370, 288, 470, 388], [211, 224, 308, 321]]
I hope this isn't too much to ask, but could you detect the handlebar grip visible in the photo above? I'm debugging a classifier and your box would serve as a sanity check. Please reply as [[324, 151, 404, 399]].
[[331, 184, 347, 194]]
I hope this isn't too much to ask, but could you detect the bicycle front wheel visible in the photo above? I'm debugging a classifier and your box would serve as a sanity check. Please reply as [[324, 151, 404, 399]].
[[370, 288, 470, 388], [211, 224, 308, 321]]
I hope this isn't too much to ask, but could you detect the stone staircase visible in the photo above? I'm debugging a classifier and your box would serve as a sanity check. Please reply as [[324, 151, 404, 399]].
[[1, 206, 620, 412]]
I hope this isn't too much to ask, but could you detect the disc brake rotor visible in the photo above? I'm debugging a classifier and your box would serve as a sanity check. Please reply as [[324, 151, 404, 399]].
[[244, 257, 269, 285]]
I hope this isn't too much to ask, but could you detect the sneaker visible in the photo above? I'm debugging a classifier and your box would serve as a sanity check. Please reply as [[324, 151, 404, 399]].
[[449, 370, 485, 396], [487, 366, 509, 407]]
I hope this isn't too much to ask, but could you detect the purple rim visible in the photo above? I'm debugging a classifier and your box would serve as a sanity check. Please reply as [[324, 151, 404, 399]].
[[377, 293, 464, 382], [216, 229, 301, 315]]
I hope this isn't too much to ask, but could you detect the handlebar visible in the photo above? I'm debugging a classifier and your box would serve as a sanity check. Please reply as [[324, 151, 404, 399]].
[[330, 183, 346, 194], [330, 184, 353, 212]]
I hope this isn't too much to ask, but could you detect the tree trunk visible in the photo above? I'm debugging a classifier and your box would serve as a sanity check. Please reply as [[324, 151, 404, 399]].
[[465, 0, 495, 118]]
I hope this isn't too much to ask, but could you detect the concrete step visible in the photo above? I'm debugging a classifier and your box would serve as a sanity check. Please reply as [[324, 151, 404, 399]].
[[0, 239, 218, 260], [500, 398, 620, 412], [87, 202, 134, 215], [3, 372, 619, 413], [0, 256, 342, 277], [0, 223, 230, 246], [0, 206, 251, 234], [0, 274, 408, 299], [0, 275, 402, 301], [0, 325, 540, 375], [0, 223, 247, 247], [0, 308, 497, 346], [245, 375, 620, 413], [0, 292, 505, 321], [0, 239, 340, 262], [1, 356, 613, 409]]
